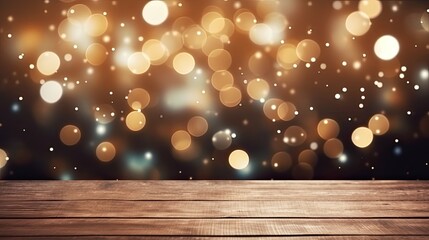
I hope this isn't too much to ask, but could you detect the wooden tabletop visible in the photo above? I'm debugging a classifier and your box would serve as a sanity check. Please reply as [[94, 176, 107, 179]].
[[0, 180, 428, 239]]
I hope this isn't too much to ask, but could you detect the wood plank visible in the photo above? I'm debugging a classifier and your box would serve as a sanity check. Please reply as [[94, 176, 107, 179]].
[[1, 181, 428, 201], [0, 219, 428, 236], [1, 200, 428, 218], [2, 237, 429, 240]]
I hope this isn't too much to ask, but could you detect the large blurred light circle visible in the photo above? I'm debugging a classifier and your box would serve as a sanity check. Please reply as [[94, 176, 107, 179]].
[[228, 149, 249, 170], [345, 11, 371, 36], [96, 141, 116, 162], [249, 23, 274, 45], [37, 51, 60, 76], [358, 0, 382, 19], [368, 114, 389, 135], [374, 35, 399, 61], [296, 39, 321, 62], [40, 81, 63, 104], [125, 111, 146, 131], [127, 52, 150, 74], [0, 149, 9, 169], [171, 130, 192, 151], [212, 130, 232, 150], [352, 127, 373, 148], [173, 52, 195, 75], [142, 0, 169, 26], [60, 125, 81, 146]]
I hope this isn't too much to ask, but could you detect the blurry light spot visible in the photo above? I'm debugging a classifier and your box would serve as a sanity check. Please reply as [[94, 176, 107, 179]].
[[40, 81, 63, 104], [142, 0, 169, 25], [229, 149, 249, 170]]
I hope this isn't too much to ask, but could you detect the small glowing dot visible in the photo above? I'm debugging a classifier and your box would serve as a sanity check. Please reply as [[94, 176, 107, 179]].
[[342, 61, 347, 66], [407, 111, 411, 115], [399, 73, 405, 79], [360, 87, 365, 92], [401, 66, 407, 72], [342, 87, 347, 92], [49, 147, 54, 152], [18, 96, 23, 101], [414, 85, 420, 90], [335, 93, 341, 99], [325, 42, 330, 47], [29, 64, 35, 69], [7, 33, 12, 38], [359, 103, 364, 108]]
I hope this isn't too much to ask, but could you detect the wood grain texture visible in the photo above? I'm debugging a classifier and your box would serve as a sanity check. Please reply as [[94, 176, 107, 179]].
[[0, 181, 428, 238], [1, 180, 428, 201], [1, 200, 428, 218]]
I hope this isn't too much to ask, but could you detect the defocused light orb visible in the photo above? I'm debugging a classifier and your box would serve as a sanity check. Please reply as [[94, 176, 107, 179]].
[[84, 14, 108, 37], [0, 149, 9, 169], [234, 11, 256, 32], [161, 31, 183, 54], [263, 98, 284, 121], [317, 118, 340, 140], [60, 125, 81, 146], [277, 44, 299, 69], [358, 0, 382, 19], [85, 43, 107, 66], [374, 35, 399, 61], [345, 11, 371, 36], [368, 114, 389, 135], [183, 25, 207, 49], [142, 39, 169, 65], [229, 149, 249, 170], [421, 12, 429, 31], [142, 0, 169, 26], [40, 81, 63, 104], [212, 130, 232, 150], [323, 138, 344, 158], [277, 101, 296, 121], [271, 151, 292, 172], [187, 116, 208, 137], [283, 126, 307, 146], [211, 70, 234, 91], [219, 86, 241, 107], [208, 49, 232, 71], [171, 130, 192, 151], [127, 52, 150, 74], [296, 39, 321, 62], [127, 88, 150, 110], [96, 141, 116, 162], [173, 52, 195, 75], [247, 78, 270, 101], [249, 23, 274, 45], [292, 163, 314, 180], [126, 111, 146, 131], [352, 127, 373, 148], [298, 149, 318, 167], [202, 36, 224, 56], [67, 4, 91, 23], [37, 51, 60, 76]]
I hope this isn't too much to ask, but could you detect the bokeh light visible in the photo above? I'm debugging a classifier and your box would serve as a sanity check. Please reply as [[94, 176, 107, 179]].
[[187, 116, 208, 137], [368, 114, 389, 135], [229, 149, 249, 170], [173, 52, 195, 75], [142, 0, 169, 26], [358, 0, 382, 19], [40, 81, 63, 104], [37, 51, 60, 76], [271, 151, 292, 172], [127, 88, 150, 110], [0, 149, 9, 169], [125, 111, 146, 131], [60, 125, 81, 146], [352, 127, 374, 148], [374, 35, 400, 61], [212, 130, 233, 150], [317, 119, 340, 140], [96, 141, 116, 162], [127, 52, 150, 74], [345, 11, 371, 36], [171, 130, 192, 151]]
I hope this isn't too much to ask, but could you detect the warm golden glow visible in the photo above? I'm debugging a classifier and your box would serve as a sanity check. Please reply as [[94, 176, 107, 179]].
[[0, 149, 9, 169], [127, 88, 150, 110], [317, 118, 340, 140], [127, 52, 150, 74], [247, 78, 270, 101], [352, 127, 374, 148], [296, 39, 321, 62], [171, 130, 192, 151], [37, 51, 60, 76], [208, 49, 232, 71], [229, 149, 249, 170], [271, 151, 292, 172], [187, 116, 208, 137], [345, 11, 371, 36], [96, 141, 116, 162], [211, 70, 234, 91], [368, 114, 389, 135], [60, 125, 81, 146], [84, 14, 108, 37], [323, 138, 344, 158], [219, 86, 241, 107], [125, 111, 146, 131], [173, 52, 195, 75], [142, 0, 169, 26], [358, 0, 382, 19], [85, 43, 107, 66]]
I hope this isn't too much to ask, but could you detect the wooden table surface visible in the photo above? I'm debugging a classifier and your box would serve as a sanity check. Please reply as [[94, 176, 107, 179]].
[[0, 180, 428, 239]]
